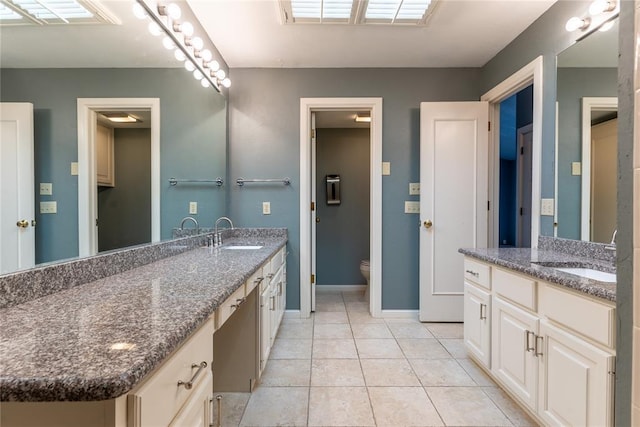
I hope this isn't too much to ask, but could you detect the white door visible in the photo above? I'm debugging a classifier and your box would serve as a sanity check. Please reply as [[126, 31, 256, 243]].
[[419, 102, 488, 321], [310, 112, 317, 311], [0, 103, 35, 274], [590, 118, 617, 243]]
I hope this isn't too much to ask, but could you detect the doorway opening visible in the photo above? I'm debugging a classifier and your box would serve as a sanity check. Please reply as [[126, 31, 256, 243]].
[[77, 98, 160, 257], [299, 98, 383, 318]]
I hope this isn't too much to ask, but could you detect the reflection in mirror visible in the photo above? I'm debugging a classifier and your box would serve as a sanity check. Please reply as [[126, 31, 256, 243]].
[[0, 0, 227, 274], [556, 19, 617, 243]]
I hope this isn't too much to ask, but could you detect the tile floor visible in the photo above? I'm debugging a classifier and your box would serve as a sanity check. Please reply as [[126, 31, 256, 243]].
[[215, 291, 538, 426]]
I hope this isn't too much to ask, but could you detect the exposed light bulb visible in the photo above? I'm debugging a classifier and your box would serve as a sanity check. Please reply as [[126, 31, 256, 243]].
[[565, 16, 590, 32], [184, 61, 195, 72], [201, 79, 211, 88], [148, 22, 163, 36], [200, 49, 213, 62], [179, 22, 194, 37], [193, 70, 203, 80], [599, 20, 615, 31], [191, 37, 204, 51], [162, 36, 175, 50], [132, 3, 147, 19], [215, 69, 226, 80], [221, 78, 231, 88], [209, 60, 220, 72], [589, 0, 615, 15], [174, 49, 186, 61]]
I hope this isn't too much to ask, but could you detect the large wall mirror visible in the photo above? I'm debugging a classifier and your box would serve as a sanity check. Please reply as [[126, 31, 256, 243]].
[[556, 19, 618, 243], [0, 0, 227, 274]]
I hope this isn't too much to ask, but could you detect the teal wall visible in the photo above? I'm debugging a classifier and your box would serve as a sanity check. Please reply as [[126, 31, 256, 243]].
[[0, 68, 227, 264]]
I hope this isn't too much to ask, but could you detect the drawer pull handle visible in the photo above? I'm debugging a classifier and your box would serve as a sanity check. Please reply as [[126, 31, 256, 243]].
[[270, 295, 275, 311], [479, 303, 487, 320], [535, 335, 544, 357], [177, 361, 207, 390], [215, 395, 223, 427], [254, 276, 264, 285], [231, 297, 247, 310], [266, 273, 275, 279], [465, 269, 479, 278], [525, 330, 535, 352], [278, 281, 283, 296]]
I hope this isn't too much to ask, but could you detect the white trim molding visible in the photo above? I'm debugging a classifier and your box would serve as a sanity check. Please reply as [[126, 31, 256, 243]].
[[300, 97, 383, 319], [77, 98, 160, 257], [482, 56, 543, 249]]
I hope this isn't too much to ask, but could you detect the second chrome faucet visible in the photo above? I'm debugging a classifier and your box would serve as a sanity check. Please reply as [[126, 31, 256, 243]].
[[214, 216, 234, 246]]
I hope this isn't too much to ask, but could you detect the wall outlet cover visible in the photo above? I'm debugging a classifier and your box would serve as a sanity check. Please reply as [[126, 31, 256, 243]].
[[409, 182, 420, 195], [71, 162, 79, 176], [571, 162, 582, 176], [404, 201, 420, 214], [39, 183, 53, 196], [540, 198, 554, 216], [189, 201, 198, 215], [263, 201, 271, 215], [382, 162, 391, 176], [40, 201, 57, 214]]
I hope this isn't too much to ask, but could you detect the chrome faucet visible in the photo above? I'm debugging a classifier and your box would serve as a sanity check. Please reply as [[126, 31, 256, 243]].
[[214, 216, 234, 246], [180, 216, 199, 232], [610, 229, 617, 245]]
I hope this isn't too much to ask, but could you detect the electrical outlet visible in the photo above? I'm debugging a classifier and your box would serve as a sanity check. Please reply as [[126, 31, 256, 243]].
[[571, 162, 582, 176], [541, 198, 555, 216], [382, 162, 391, 176], [71, 162, 78, 176], [40, 201, 57, 214], [189, 202, 198, 214], [409, 182, 420, 195], [404, 201, 420, 214], [262, 202, 271, 215], [40, 183, 53, 196]]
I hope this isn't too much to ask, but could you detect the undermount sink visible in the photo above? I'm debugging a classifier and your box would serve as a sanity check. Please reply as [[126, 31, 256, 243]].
[[553, 267, 616, 283], [223, 245, 264, 250]]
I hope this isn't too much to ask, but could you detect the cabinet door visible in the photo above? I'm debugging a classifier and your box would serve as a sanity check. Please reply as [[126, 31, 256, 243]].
[[463, 282, 491, 367], [169, 370, 212, 427], [269, 270, 281, 346], [492, 296, 538, 411], [538, 321, 615, 427], [96, 123, 115, 187], [259, 288, 272, 375]]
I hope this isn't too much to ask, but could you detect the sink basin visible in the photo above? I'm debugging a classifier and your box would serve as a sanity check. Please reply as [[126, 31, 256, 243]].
[[554, 267, 616, 283], [223, 245, 263, 250]]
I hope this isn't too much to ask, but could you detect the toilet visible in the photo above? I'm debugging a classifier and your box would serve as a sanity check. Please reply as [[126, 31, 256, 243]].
[[359, 260, 370, 300]]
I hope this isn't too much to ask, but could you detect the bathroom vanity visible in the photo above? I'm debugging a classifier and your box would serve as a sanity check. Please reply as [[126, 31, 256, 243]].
[[460, 239, 616, 427], [0, 229, 287, 427]]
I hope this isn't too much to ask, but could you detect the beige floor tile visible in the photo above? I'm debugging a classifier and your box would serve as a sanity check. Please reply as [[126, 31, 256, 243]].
[[410, 359, 476, 386], [368, 387, 444, 426], [282, 316, 314, 325], [314, 323, 353, 339], [351, 323, 393, 339], [211, 392, 250, 427], [360, 358, 420, 386], [314, 311, 349, 324], [316, 291, 344, 303], [312, 338, 358, 359], [260, 359, 311, 387], [346, 301, 370, 312], [277, 322, 314, 339], [310, 359, 365, 386], [315, 301, 347, 312], [308, 386, 375, 426], [397, 338, 451, 359], [483, 386, 538, 426], [342, 290, 366, 302], [240, 386, 309, 426], [457, 358, 496, 386], [426, 387, 512, 426], [270, 338, 312, 360], [387, 321, 435, 338], [284, 311, 303, 319], [424, 322, 464, 338], [355, 338, 405, 358], [440, 338, 468, 358], [348, 311, 386, 324]]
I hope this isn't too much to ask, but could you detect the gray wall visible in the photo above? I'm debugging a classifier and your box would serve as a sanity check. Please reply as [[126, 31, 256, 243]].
[[316, 128, 370, 286], [0, 68, 227, 264], [556, 68, 618, 240], [98, 128, 151, 252], [228, 68, 481, 310]]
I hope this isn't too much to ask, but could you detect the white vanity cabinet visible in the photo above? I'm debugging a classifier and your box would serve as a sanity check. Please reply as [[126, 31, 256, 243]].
[[462, 257, 616, 426], [258, 246, 286, 376], [462, 258, 491, 367]]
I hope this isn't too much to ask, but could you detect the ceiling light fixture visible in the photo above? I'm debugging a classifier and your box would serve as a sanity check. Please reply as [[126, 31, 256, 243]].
[[565, 16, 590, 32], [104, 114, 141, 123], [355, 113, 371, 123], [133, 0, 229, 92]]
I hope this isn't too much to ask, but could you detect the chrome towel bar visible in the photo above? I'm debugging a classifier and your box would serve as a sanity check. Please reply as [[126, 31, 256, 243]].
[[169, 177, 224, 186], [236, 177, 291, 186]]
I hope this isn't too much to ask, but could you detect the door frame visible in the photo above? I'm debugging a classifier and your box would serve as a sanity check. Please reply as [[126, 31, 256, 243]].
[[580, 97, 618, 241], [481, 56, 543, 248], [77, 98, 160, 257], [300, 97, 383, 318]]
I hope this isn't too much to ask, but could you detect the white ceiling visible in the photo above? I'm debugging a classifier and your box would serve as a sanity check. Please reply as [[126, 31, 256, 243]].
[[1, 0, 559, 69]]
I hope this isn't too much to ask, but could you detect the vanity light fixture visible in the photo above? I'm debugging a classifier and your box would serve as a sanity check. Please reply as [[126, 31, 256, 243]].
[[565, 0, 618, 36], [599, 19, 615, 31], [565, 16, 590, 32], [133, 0, 230, 92], [589, 0, 616, 16]]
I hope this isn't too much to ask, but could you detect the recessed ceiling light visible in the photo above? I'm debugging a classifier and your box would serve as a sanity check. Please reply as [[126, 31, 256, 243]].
[[102, 113, 141, 124], [355, 113, 371, 123]]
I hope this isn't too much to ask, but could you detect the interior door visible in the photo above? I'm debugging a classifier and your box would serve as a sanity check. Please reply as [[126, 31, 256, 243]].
[[590, 118, 617, 243], [310, 112, 317, 311], [419, 102, 488, 321], [516, 124, 533, 247], [0, 102, 35, 274]]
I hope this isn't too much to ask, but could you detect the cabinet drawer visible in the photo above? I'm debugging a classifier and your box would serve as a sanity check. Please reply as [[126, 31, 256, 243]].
[[217, 284, 246, 329], [539, 283, 615, 348], [128, 317, 214, 427], [270, 247, 285, 275], [493, 267, 537, 311], [464, 258, 491, 290], [246, 266, 264, 294]]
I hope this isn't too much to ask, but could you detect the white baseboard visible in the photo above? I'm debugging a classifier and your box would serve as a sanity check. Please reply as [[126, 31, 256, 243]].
[[316, 285, 366, 292], [381, 310, 419, 319], [284, 310, 301, 318]]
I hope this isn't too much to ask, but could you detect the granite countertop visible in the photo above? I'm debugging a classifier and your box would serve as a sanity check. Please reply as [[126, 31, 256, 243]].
[[0, 235, 287, 402], [458, 247, 616, 302]]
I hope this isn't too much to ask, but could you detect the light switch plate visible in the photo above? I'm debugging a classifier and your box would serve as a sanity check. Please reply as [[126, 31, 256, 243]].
[[404, 201, 420, 214], [382, 162, 391, 176], [262, 202, 271, 215], [189, 202, 197, 214], [71, 162, 79, 176], [40, 183, 53, 196], [540, 198, 554, 216], [409, 183, 420, 195], [571, 162, 582, 176], [40, 201, 57, 214]]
